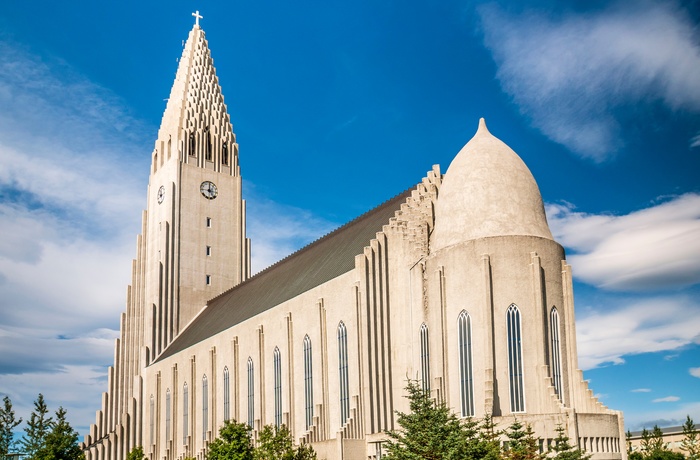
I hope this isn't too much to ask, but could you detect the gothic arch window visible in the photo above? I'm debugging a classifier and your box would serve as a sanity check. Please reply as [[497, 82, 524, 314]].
[[182, 382, 189, 445], [458, 311, 475, 417], [338, 321, 350, 426], [189, 133, 196, 156], [303, 334, 314, 429], [420, 323, 430, 392], [202, 375, 208, 440], [165, 389, 171, 441], [247, 357, 254, 428], [550, 307, 563, 400], [273, 347, 282, 428], [507, 304, 525, 413], [223, 367, 230, 422], [149, 394, 154, 446], [222, 141, 229, 166]]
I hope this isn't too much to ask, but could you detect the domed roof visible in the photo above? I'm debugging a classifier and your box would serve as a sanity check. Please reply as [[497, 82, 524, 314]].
[[430, 119, 553, 252]]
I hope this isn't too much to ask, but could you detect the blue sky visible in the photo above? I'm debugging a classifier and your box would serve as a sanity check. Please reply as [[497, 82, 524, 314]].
[[0, 0, 698, 439]]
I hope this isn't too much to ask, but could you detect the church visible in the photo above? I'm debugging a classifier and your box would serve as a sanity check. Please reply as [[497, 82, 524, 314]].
[[81, 15, 626, 460]]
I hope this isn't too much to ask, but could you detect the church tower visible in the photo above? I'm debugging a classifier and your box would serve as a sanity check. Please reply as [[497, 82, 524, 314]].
[[82, 15, 250, 458]]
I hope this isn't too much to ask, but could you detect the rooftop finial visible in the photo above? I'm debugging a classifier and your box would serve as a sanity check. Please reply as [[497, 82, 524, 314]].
[[192, 10, 203, 27]]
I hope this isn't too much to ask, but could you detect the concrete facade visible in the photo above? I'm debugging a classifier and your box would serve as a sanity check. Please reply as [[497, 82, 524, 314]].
[[82, 21, 625, 460]]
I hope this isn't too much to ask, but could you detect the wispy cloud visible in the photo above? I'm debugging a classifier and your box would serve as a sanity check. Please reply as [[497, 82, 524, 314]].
[[690, 368, 700, 378], [653, 396, 680, 403], [626, 400, 700, 431], [546, 193, 700, 291], [479, 1, 700, 161], [576, 295, 700, 369], [632, 388, 652, 393]]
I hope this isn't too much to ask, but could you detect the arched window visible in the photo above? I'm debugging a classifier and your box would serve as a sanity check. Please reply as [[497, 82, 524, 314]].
[[222, 142, 229, 166], [202, 375, 208, 440], [458, 311, 474, 417], [165, 389, 171, 441], [247, 357, 254, 428], [303, 335, 314, 429], [338, 321, 350, 426], [420, 323, 430, 392], [149, 394, 154, 446], [507, 304, 525, 412], [223, 367, 230, 421], [273, 347, 282, 428], [183, 382, 189, 445], [550, 307, 563, 400]]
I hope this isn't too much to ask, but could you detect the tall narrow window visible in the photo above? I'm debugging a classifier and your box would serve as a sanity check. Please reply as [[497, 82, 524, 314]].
[[222, 142, 229, 165], [202, 375, 208, 440], [247, 358, 254, 428], [507, 304, 525, 412], [183, 383, 189, 445], [338, 322, 350, 426], [420, 323, 430, 392], [223, 367, 230, 421], [273, 347, 282, 428], [550, 307, 563, 400], [165, 389, 171, 441], [458, 311, 474, 417], [189, 133, 195, 156], [303, 335, 314, 429], [205, 129, 212, 161], [149, 394, 154, 446]]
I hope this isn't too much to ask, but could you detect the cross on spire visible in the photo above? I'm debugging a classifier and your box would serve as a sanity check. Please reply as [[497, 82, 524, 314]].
[[192, 10, 203, 27]]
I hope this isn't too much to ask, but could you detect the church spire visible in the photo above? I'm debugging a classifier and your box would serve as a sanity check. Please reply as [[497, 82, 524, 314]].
[[154, 14, 240, 176]]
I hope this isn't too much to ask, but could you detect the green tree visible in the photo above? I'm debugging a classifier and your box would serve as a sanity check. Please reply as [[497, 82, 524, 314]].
[[503, 420, 543, 460], [384, 379, 473, 460], [207, 420, 254, 460], [550, 424, 590, 460], [255, 424, 294, 460], [0, 395, 22, 457], [680, 416, 699, 460], [35, 406, 84, 460], [126, 446, 145, 460], [19, 393, 53, 459]]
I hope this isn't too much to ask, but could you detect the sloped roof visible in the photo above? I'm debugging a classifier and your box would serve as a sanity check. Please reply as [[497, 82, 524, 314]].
[[155, 187, 414, 363]]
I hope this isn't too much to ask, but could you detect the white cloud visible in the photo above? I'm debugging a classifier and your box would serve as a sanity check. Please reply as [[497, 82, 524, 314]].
[[632, 388, 652, 393], [546, 193, 700, 291], [690, 367, 700, 378], [653, 396, 681, 403], [691, 132, 700, 148], [576, 295, 700, 369], [479, 1, 700, 161], [626, 400, 700, 430]]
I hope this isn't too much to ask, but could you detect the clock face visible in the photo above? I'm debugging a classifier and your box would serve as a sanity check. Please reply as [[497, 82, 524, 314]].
[[157, 185, 165, 204], [200, 181, 218, 200]]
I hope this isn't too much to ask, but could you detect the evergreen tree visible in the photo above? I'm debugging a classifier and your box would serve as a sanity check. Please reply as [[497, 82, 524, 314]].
[[650, 426, 667, 455], [35, 406, 84, 460], [383, 379, 473, 460], [207, 420, 254, 460], [19, 393, 53, 459], [550, 424, 590, 460], [126, 446, 145, 460], [640, 429, 653, 458], [0, 395, 22, 457], [503, 419, 543, 460], [680, 416, 699, 460]]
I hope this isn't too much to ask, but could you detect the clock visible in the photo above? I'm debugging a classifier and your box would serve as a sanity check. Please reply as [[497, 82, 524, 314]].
[[200, 181, 218, 200], [157, 185, 165, 204]]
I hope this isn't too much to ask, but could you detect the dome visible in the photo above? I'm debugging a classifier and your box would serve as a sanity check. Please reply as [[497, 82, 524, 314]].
[[430, 118, 553, 252]]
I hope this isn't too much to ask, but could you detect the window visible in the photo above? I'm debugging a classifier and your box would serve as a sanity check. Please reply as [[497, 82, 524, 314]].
[[223, 367, 230, 421], [550, 307, 563, 400], [420, 323, 430, 392], [303, 335, 314, 429], [507, 304, 525, 412], [458, 311, 474, 417], [247, 358, 254, 428], [206, 246, 212, 256], [149, 394, 154, 446], [202, 375, 208, 440], [165, 389, 171, 441], [222, 142, 229, 165], [206, 217, 212, 227], [189, 133, 195, 156], [273, 347, 282, 428], [206, 275, 211, 285], [205, 129, 212, 161], [183, 383, 189, 445], [338, 322, 350, 426]]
